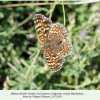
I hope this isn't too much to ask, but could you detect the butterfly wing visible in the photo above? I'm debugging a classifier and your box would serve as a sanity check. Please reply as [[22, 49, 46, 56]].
[[34, 14, 52, 44], [46, 23, 72, 57], [47, 23, 68, 43], [44, 50, 64, 72]]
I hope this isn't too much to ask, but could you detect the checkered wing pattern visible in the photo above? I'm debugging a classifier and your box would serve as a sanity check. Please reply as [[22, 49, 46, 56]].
[[34, 14, 52, 44], [34, 14, 72, 72]]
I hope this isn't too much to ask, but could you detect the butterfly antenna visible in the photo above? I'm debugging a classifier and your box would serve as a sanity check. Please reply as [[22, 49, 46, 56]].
[[28, 41, 35, 46]]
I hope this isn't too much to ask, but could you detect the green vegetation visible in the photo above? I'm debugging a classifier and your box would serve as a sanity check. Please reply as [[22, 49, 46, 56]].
[[0, 1, 100, 90]]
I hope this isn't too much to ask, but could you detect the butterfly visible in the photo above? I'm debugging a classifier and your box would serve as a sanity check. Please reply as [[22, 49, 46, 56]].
[[34, 14, 72, 72]]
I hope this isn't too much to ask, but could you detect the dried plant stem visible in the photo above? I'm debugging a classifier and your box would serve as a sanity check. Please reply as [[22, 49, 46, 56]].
[[0, 1, 99, 8]]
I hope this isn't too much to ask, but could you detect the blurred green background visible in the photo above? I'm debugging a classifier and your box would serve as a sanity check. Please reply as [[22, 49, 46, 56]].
[[0, 1, 100, 90]]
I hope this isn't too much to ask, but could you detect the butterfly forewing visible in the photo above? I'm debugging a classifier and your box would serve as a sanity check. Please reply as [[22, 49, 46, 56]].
[[34, 14, 52, 44]]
